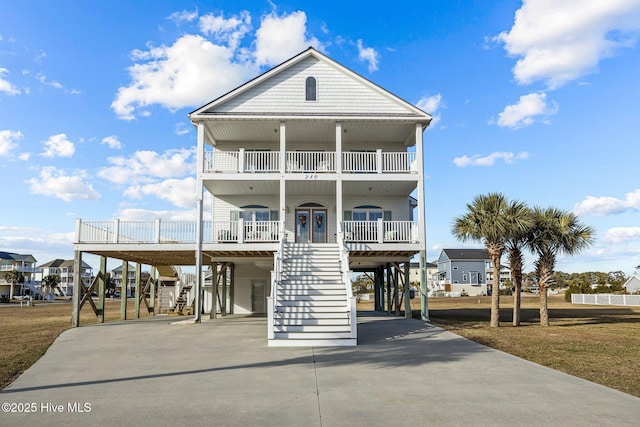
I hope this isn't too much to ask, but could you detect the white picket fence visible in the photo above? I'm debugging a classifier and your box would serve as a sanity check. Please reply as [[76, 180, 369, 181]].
[[571, 294, 640, 307]]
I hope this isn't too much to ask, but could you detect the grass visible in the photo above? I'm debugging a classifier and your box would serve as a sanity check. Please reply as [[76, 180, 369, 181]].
[[423, 294, 640, 398], [0, 299, 152, 390], [2, 295, 639, 398]]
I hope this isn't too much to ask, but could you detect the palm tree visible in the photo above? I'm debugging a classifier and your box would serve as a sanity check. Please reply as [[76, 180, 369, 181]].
[[528, 207, 595, 326], [4, 270, 25, 300], [452, 192, 511, 327], [503, 201, 534, 326]]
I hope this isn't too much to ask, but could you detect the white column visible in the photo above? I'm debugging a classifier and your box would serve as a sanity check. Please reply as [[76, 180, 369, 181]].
[[415, 123, 426, 250], [335, 122, 342, 173], [193, 122, 205, 323], [280, 121, 286, 173]]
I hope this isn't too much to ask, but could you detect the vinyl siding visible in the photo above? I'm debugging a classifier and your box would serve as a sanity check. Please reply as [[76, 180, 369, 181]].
[[209, 57, 412, 115]]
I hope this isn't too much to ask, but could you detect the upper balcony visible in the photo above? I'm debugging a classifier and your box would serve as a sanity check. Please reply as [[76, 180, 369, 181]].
[[204, 150, 417, 174]]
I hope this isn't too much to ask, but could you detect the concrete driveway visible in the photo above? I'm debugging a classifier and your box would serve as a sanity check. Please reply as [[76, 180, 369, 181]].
[[1, 313, 639, 426]]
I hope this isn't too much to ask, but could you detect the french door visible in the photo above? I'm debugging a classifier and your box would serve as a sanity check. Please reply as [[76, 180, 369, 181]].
[[295, 208, 327, 243]]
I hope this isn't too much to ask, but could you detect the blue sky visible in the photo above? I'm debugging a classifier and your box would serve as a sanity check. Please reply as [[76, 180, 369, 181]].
[[1, 1, 640, 274]]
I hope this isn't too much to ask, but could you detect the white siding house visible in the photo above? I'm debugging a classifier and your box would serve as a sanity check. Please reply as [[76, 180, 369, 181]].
[[73, 48, 431, 345]]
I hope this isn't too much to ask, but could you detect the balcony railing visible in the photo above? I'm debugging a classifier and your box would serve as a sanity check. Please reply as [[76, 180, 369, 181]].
[[343, 220, 418, 243], [204, 150, 416, 174], [77, 219, 419, 245]]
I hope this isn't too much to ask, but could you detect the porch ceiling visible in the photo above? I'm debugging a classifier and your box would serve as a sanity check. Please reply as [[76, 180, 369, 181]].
[[203, 119, 417, 146], [204, 180, 416, 197]]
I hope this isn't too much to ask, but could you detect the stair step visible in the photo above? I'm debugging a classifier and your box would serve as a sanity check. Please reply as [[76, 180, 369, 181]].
[[277, 312, 349, 319], [273, 331, 353, 340], [274, 325, 351, 333], [279, 301, 348, 308], [278, 295, 346, 302], [277, 305, 349, 313], [268, 338, 356, 347], [275, 318, 350, 326], [277, 289, 346, 296]]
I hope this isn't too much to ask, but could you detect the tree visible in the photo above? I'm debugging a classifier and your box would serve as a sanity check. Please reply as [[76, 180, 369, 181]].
[[42, 274, 61, 296], [4, 270, 25, 300], [503, 200, 534, 326], [452, 192, 511, 327], [528, 207, 595, 326]]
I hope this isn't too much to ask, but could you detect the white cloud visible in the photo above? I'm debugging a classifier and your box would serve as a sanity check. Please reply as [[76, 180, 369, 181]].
[[41, 133, 75, 158], [453, 151, 529, 167], [115, 208, 196, 222], [416, 94, 443, 126], [602, 227, 640, 244], [167, 8, 199, 25], [27, 166, 101, 202], [0, 68, 20, 95], [98, 148, 195, 185], [574, 189, 640, 216], [356, 39, 379, 72], [174, 122, 190, 136], [101, 135, 122, 149], [495, 92, 558, 129], [254, 10, 321, 67], [496, 0, 640, 89], [199, 11, 251, 51], [0, 226, 77, 263], [111, 34, 258, 120], [125, 177, 196, 209], [0, 129, 23, 156]]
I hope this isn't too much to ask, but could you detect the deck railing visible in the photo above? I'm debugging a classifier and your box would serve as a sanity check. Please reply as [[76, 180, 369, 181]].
[[342, 220, 418, 243], [76, 219, 417, 244], [204, 149, 416, 173]]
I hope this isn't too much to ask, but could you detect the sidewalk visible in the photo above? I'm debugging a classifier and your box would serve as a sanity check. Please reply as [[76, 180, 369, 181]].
[[1, 313, 639, 426]]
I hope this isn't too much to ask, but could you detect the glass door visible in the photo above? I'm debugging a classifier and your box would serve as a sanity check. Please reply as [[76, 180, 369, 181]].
[[312, 210, 327, 243], [295, 209, 310, 243]]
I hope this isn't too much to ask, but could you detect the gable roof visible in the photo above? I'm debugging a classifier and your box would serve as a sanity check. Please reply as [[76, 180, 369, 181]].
[[38, 259, 92, 269], [0, 251, 37, 263], [189, 47, 432, 122], [441, 249, 490, 261]]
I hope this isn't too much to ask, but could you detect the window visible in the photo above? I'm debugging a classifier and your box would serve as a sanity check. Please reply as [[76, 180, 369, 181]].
[[352, 205, 384, 221], [305, 77, 317, 101], [236, 205, 271, 222]]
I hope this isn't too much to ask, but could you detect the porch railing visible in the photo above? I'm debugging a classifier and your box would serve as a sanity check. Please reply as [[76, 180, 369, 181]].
[[204, 149, 416, 173], [76, 219, 417, 244], [342, 220, 418, 243]]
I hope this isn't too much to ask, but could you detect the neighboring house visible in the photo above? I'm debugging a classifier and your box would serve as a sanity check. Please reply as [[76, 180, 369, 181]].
[[73, 47, 431, 346], [111, 264, 136, 297], [623, 275, 640, 294], [434, 249, 513, 296], [409, 261, 437, 293], [0, 251, 40, 299], [36, 259, 93, 296]]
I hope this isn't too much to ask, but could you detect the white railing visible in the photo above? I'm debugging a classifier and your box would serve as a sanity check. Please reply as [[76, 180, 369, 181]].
[[337, 225, 357, 339], [343, 220, 419, 243], [0, 265, 42, 274], [342, 152, 377, 173], [204, 149, 416, 173], [245, 151, 279, 173], [268, 220, 286, 340], [78, 219, 416, 245], [286, 152, 335, 172], [571, 294, 640, 307]]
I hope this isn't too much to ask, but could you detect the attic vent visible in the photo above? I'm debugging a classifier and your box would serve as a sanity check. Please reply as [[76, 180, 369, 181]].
[[305, 76, 317, 101]]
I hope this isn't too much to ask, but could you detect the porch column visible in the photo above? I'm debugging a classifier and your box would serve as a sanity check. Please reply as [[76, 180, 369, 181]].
[[71, 249, 82, 327], [210, 262, 217, 319], [415, 123, 429, 321], [420, 250, 429, 321], [149, 266, 156, 315], [134, 263, 141, 318], [120, 261, 128, 320], [404, 261, 411, 319], [194, 123, 205, 323], [97, 256, 107, 323], [229, 263, 235, 315], [415, 123, 426, 251], [335, 122, 342, 173], [336, 179, 343, 241], [279, 121, 286, 173]]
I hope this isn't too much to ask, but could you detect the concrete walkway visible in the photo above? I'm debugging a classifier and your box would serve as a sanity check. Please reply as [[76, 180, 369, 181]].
[[1, 313, 639, 426]]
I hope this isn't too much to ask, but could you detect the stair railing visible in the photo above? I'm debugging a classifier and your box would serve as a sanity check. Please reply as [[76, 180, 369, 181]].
[[267, 219, 286, 340], [338, 222, 357, 339]]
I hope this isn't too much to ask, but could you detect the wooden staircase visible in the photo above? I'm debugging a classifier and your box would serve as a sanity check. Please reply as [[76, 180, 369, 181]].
[[268, 243, 356, 347]]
